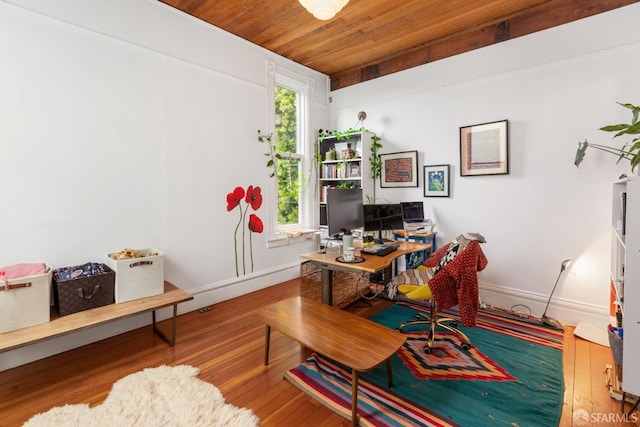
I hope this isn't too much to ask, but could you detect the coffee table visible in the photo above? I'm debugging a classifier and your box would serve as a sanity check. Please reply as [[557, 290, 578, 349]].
[[255, 296, 406, 426]]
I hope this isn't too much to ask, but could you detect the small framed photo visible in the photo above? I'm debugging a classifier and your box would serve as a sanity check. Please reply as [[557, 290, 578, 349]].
[[423, 164, 450, 197], [379, 150, 419, 188], [460, 119, 509, 176], [349, 163, 361, 177]]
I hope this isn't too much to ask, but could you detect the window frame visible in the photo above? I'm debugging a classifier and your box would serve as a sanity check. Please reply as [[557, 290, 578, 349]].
[[265, 61, 314, 245]]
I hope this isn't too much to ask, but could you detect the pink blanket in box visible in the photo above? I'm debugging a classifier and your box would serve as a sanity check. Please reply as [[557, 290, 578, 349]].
[[0, 263, 48, 279]]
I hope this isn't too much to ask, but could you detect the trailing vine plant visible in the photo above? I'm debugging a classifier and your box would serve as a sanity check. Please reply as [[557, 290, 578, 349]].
[[257, 130, 279, 179], [319, 127, 383, 203], [319, 127, 383, 181], [257, 129, 313, 193]]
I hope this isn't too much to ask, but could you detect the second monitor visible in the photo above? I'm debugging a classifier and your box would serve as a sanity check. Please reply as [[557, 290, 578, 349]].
[[363, 203, 404, 243], [326, 188, 364, 237]]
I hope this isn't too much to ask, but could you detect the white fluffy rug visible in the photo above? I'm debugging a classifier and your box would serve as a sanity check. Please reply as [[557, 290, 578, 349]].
[[23, 365, 260, 426]]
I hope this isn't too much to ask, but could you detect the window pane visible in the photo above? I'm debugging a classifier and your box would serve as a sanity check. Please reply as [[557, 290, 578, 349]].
[[277, 157, 300, 225], [274, 84, 301, 227], [275, 86, 297, 153]]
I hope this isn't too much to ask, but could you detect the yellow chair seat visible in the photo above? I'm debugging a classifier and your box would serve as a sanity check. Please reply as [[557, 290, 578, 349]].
[[397, 283, 433, 300]]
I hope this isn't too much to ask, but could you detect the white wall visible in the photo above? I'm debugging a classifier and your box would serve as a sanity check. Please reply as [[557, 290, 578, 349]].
[[330, 4, 640, 328], [3, 0, 638, 371], [0, 0, 328, 370]]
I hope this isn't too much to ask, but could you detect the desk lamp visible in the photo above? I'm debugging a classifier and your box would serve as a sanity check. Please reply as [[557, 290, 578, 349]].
[[541, 259, 571, 331]]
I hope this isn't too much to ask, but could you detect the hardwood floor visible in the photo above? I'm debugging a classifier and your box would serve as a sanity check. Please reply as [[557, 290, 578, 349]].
[[1, 278, 638, 426]]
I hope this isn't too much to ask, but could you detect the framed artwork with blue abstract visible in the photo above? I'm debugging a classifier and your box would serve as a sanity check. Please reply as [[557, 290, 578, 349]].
[[423, 164, 450, 197]]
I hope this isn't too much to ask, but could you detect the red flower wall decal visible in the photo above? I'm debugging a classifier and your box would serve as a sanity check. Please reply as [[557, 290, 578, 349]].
[[226, 185, 263, 276], [227, 187, 245, 211], [245, 185, 263, 210], [248, 214, 264, 233]]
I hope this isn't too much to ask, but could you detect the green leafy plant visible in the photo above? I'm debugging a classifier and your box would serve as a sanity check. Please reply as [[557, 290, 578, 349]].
[[575, 102, 640, 173], [319, 127, 383, 179], [257, 130, 280, 178], [369, 133, 383, 180]]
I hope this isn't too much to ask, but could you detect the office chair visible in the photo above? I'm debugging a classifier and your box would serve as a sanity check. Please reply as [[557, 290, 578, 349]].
[[391, 233, 488, 354]]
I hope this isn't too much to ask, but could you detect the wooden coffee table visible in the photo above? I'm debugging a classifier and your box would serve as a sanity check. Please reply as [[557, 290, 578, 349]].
[[255, 296, 406, 426]]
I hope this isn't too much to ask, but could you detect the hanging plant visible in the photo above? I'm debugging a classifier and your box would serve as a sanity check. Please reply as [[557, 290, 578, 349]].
[[257, 130, 280, 179], [319, 127, 383, 180]]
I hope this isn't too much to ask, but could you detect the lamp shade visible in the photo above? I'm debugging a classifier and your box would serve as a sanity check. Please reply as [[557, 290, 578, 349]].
[[299, 0, 349, 20]]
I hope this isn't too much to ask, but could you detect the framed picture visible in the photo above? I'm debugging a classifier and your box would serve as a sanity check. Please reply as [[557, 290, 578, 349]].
[[460, 119, 509, 176], [379, 150, 419, 188], [423, 164, 450, 197]]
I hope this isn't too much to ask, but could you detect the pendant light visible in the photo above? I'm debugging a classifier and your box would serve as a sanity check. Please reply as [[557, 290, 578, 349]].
[[299, 0, 349, 20]]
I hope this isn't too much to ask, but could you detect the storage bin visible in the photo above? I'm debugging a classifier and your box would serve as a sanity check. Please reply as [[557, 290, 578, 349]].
[[106, 249, 164, 303], [0, 265, 52, 333], [53, 264, 115, 316], [608, 326, 623, 381], [300, 261, 370, 308]]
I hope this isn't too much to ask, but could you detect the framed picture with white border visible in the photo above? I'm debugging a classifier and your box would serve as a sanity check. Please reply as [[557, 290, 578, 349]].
[[460, 119, 509, 176]]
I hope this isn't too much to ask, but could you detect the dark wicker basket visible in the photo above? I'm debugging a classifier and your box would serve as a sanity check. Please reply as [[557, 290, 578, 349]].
[[53, 265, 115, 316]]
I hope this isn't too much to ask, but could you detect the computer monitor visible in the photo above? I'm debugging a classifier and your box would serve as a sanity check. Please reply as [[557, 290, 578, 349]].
[[363, 203, 404, 243], [401, 201, 425, 223], [326, 188, 364, 236]]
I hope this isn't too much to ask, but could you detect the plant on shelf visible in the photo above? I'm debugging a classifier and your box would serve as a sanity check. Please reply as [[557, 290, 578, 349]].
[[574, 102, 640, 173], [319, 127, 383, 187]]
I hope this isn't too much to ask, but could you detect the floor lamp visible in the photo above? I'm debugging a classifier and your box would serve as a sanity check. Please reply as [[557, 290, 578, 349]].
[[541, 259, 572, 331]]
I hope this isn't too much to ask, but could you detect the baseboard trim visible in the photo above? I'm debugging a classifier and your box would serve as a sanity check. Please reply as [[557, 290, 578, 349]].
[[479, 281, 609, 328]]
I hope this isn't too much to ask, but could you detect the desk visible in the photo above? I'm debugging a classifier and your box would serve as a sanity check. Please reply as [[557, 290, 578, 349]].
[[300, 241, 430, 305], [0, 281, 192, 353], [256, 297, 406, 426], [394, 231, 437, 268], [394, 230, 437, 251]]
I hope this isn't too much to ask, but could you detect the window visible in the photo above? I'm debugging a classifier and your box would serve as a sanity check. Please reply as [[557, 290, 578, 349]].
[[265, 62, 313, 243], [274, 86, 302, 226]]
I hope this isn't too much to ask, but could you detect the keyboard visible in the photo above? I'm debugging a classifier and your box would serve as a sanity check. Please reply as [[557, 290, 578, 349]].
[[375, 245, 398, 257]]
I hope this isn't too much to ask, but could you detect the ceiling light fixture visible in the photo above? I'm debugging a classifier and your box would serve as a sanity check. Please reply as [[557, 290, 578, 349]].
[[299, 0, 349, 20]]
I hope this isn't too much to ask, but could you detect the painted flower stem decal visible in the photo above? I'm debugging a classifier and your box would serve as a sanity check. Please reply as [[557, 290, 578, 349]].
[[226, 185, 263, 276]]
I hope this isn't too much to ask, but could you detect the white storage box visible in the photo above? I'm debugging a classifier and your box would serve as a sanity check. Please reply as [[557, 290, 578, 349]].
[[0, 265, 52, 333], [106, 249, 164, 303]]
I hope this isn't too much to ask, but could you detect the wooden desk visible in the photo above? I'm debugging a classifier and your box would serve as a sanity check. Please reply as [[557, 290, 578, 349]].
[[0, 281, 192, 353], [300, 241, 430, 305], [394, 230, 437, 251], [256, 297, 406, 426]]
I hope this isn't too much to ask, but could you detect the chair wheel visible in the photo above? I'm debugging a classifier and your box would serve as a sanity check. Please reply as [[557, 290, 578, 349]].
[[461, 343, 471, 351], [423, 346, 432, 354]]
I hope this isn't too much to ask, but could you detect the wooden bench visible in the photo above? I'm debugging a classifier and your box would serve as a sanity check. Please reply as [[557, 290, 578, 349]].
[[255, 296, 406, 426], [0, 281, 192, 353]]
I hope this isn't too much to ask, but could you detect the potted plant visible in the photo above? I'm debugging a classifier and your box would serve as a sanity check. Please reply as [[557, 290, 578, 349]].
[[574, 102, 640, 173]]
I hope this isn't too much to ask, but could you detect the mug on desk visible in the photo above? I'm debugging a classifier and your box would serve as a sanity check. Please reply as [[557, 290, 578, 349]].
[[343, 247, 355, 262]]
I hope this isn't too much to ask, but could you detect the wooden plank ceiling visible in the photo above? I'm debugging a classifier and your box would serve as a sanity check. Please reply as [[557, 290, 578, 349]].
[[159, 0, 636, 90]]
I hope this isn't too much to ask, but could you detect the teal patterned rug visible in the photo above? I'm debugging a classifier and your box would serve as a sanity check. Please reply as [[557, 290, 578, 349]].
[[285, 303, 564, 426]]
